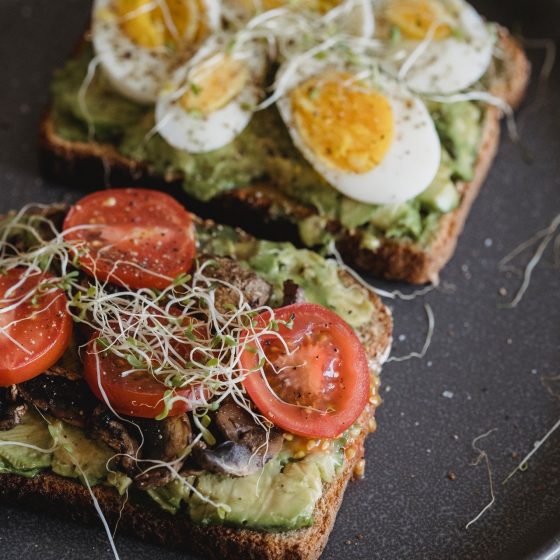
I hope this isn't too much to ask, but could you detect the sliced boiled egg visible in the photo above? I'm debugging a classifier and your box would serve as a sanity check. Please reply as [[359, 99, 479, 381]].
[[375, 0, 495, 94], [155, 40, 267, 152], [92, 0, 221, 104], [276, 49, 441, 204]]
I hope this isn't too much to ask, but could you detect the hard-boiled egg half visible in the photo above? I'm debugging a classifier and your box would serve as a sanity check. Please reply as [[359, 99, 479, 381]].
[[155, 40, 267, 152], [375, 0, 495, 94], [92, 0, 221, 104], [275, 49, 441, 205]]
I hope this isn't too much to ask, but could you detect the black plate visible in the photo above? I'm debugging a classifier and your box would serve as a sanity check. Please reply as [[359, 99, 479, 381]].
[[0, 1, 559, 558]]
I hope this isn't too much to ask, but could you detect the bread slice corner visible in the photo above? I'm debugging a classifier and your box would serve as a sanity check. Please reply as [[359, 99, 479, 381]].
[[332, 29, 531, 283]]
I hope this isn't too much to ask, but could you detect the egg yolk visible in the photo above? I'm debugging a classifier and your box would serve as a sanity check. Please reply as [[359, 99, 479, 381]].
[[385, 0, 452, 40], [114, 0, 208, 49], [291, 72, 394, 174], [230, 0, 340, 16], [180, 54, 249, 115], [262, 0, 341, 12]]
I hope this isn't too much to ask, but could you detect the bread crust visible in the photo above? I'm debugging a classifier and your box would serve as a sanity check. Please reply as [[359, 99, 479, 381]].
[[39, 30, 530, 284], [0, 447, 359, 560]]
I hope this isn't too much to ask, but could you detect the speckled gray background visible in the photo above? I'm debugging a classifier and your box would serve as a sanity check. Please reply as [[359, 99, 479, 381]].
[[0, 0, 559, 558]]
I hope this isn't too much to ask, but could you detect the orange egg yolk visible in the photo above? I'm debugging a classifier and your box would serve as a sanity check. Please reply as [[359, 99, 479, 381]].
[[114, 0, 209, 49], [291, 72, 394, 174], [229, 0, 341, 16], [385, 0, 452, 40], [180, 53, 249, 115], [262, 0, 341, 12]]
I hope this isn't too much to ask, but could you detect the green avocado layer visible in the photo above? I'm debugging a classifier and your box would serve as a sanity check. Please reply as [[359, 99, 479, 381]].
[[0, 409, 343, 531], [196, 221, 374, 328], [51, 47, 484, 248]]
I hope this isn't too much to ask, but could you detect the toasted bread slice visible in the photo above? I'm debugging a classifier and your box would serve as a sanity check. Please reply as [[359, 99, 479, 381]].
[[0, 218, 392, 560], [0, 420, 359, 560], [39, 30, 529, 285]]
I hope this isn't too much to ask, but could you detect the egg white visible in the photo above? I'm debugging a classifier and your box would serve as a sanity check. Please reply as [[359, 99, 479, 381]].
[[276, 50, 441, 205], [322, 0, 375, 38], [378, 0, 495, 94], [92, 0, 221, 104], [155, 40, 267, 153]]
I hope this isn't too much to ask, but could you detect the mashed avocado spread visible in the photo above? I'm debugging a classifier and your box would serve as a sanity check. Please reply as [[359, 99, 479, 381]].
[[51, 46, 484, 249], [0, 412, 344, 530]]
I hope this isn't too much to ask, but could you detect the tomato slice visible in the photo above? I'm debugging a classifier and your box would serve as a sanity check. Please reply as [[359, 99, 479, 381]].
[[0, 268, 72, 386], [83, 331, 202, 418], [240, 303, 370, 438], [63, 188, 196, 290]]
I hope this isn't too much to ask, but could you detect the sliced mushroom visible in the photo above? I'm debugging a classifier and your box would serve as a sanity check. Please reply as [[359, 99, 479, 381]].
[[215, 400, 283, 457], [134, 415, 192, 462], [0, 403, 27, 431], [46, 364, 82, 382], [193, 441, 263, 477], [199, 256, 272, 311], [193, 400, 283, 477], [18, 374, 96, 428], [0, 386, 27, 431], [88, 405, 140, 474], [132, 415, 192, 490], [134, 466, 175, 490], [282, 279, 305, 306]]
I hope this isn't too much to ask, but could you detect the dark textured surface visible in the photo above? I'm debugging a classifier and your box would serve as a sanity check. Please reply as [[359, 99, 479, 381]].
[[0, 0, 559, 559]]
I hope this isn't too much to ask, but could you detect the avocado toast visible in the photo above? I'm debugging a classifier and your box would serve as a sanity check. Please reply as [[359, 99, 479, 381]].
[[0, 190, 392, 560], [41, 0, 530, 284]]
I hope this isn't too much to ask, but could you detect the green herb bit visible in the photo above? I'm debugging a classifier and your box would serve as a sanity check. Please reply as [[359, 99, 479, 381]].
[[155, 390, 174, 421], [173, 272, 192, 286], [97, 337, 111, 350], [126, 354, 146, 369], [452, 27, 465, 40], [168, 374, 187, 388], [184, 325, 198, 341], [193, 414, 217, 446], [308, 87, 320, 101]]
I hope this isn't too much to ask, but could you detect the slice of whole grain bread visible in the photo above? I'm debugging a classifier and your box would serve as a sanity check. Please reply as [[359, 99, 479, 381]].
[[0, 427, 361, 560], [40, 29, 530, 284], [0, 221, 392, 560]]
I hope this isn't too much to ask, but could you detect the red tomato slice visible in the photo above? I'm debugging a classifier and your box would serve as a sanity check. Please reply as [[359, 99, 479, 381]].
[[83, 331, 202, 418], [240, 303, 370, 438], [0, 268, 72, 386], [63, 188, 196, 290]]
